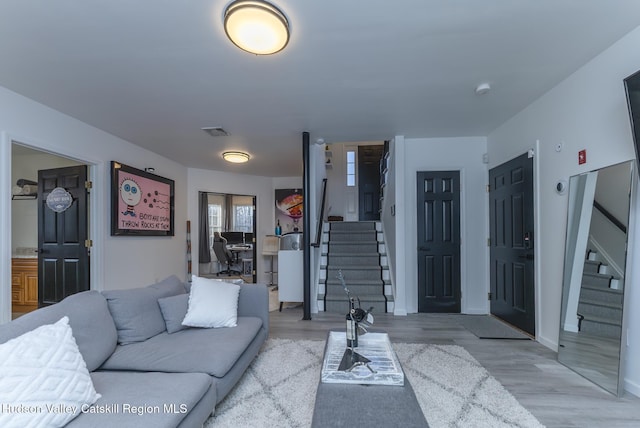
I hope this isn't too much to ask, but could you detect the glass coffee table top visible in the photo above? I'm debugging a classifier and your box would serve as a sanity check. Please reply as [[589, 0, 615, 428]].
[[321, 331, 404, 386]]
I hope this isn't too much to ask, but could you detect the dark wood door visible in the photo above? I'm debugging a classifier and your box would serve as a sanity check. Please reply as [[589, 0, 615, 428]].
[[417, 171, 461, 313], [489, 153, 535, 335], [358, 145, 383, 221], [38, 165, 90, 306]]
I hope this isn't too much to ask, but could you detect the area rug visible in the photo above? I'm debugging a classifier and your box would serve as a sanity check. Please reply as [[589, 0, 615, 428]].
[[205, 339, 544, 428], [458, 315, 531, 340]]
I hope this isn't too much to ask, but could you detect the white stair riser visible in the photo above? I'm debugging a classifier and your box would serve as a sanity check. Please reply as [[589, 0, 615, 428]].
[[319, 221, 394, 313]]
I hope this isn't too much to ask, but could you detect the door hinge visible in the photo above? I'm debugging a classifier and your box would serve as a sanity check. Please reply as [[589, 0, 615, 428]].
[[488, 292, 493, 300], [252, 270, 256, 275], [85, 181, 93, 190], [486, 184, 490, 192], [85, 239, 93, 248], [487, 238, 491, 246]]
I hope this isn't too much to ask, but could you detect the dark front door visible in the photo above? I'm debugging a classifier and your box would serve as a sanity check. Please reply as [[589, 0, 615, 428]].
[[489, 153, 535, 335], [417, 171, 461, 313], [38, 165, 90, 306], [358, 145, 383, 221]]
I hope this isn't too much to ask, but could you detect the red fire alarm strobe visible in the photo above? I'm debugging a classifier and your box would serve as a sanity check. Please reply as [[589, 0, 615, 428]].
[[578, 149, 587, 165]]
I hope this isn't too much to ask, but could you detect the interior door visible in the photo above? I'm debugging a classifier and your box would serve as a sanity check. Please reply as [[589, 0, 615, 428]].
[[489, 153, 535, 335], [38, 165, 89, 306], [358, 145, 383, 221], [417, 171, 461, 313]]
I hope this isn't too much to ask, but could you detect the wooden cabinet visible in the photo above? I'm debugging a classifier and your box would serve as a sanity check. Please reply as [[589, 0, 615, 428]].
[[11, 258, 38, 313]]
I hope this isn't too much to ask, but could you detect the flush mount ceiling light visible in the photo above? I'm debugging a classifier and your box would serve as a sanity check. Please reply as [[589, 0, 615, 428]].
[[223, 0, 290, 55], [223, 151, 250, 163]]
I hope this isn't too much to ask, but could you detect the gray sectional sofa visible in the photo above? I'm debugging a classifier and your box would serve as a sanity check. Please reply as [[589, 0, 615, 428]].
[[0, 275, 269, 428]]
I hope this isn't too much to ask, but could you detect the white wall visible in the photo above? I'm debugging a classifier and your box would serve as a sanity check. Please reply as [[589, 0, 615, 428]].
[[325, 143, 346, 219], [381, 138, 397, 302], [594, 161, 632, 227], [309, 143, 327, 313], [399, 136, 489, 314], [487, 25, 640, 395], [187, 167, 302, 284], [325, 141, 385, 221], [0, 87, 189, 323]]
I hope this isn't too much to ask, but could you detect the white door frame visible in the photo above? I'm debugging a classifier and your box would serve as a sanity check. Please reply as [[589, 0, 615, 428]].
[[0, 131, 103, 324]]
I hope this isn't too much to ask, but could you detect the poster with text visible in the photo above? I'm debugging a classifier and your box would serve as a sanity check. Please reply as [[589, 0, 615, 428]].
[[111, 161, 175, 236]]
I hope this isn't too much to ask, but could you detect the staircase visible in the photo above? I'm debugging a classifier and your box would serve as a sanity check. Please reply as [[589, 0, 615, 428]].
[[317, 221, 394, 314], [577, 249, 623, 339]]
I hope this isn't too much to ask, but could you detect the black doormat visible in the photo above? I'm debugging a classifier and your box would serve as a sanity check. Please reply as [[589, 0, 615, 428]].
[[458, 315, 531, 340]]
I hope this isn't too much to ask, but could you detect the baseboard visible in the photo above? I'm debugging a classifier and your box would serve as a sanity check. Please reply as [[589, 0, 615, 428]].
[[536, 334, 557, 352], [462, 308, 488, 315], [625, 378, 640, 398]]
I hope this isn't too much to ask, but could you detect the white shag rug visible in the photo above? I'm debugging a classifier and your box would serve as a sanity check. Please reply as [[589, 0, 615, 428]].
[[205, 339, 544, 428]]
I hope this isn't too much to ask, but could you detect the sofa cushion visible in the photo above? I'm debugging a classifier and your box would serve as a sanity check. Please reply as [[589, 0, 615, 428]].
[[158, 294, 189, 334], [182, 276, 240, 328], [100, 316, 263, 378], [66, 371, 214, 428], [148, 274, 187, 296], [0, 291, 117, 372], [103, 275, 185, 345], [0, 317, 101, 428]]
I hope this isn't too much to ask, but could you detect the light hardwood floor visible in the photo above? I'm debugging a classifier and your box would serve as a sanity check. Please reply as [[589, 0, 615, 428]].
[[269, 308, 640, 428]]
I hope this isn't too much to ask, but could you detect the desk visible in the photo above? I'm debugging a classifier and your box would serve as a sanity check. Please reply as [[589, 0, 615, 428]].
[[227, 245, 253, 277], [227, 244, 252, 262]]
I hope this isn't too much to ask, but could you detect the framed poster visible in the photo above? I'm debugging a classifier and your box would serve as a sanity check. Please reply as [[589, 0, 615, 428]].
[[111, 161, 175, 236], [275, 188, 303, 234]]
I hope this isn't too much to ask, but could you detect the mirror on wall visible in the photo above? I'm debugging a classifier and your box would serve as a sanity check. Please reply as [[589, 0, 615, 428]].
[[198, 192, 256, 282], [558, 160, 635, 396]]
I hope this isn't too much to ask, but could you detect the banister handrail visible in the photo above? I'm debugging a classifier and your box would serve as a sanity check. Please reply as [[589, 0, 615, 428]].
[[593, 200, 627, 234], [312, 178, 328, 248]]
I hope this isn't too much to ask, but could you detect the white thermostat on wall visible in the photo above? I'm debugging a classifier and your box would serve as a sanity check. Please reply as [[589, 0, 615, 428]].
[[556, 180, 568, 195]]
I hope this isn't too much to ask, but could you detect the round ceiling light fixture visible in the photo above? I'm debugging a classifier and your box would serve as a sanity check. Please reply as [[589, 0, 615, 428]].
[[224, 0, 290, 55], [222, 151, 251, 163]]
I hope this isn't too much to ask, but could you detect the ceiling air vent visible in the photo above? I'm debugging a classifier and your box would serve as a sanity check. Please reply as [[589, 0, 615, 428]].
[[201, 127, 230, 137]]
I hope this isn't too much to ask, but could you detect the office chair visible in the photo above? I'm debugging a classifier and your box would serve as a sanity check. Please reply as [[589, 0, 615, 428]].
[[213, 233, 242, 276]]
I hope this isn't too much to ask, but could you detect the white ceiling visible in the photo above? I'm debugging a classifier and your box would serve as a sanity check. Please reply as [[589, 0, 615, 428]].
[[1, 1, 640, 176]]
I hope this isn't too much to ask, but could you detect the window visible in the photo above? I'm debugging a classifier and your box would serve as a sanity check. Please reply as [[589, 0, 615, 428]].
[[205, 193, 254, 246], [208, 204, 222, 248], [232, 204, 253, 232], [346, 150, 356, 187]]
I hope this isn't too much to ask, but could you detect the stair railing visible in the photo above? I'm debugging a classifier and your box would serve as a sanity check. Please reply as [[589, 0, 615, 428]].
[[593, 200, 627, 234], [312, 178, 328, 248]]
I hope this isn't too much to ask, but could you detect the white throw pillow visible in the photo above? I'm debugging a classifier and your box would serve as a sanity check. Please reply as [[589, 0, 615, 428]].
[[182, 276, 241, 328], [0, 316, 101, 428]]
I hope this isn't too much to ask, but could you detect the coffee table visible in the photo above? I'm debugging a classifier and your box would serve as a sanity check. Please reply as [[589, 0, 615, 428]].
[[311, 331, 429, 427]]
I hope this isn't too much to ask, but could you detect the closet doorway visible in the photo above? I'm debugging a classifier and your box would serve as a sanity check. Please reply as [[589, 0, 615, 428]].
[[11, 144, 89, 318]]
